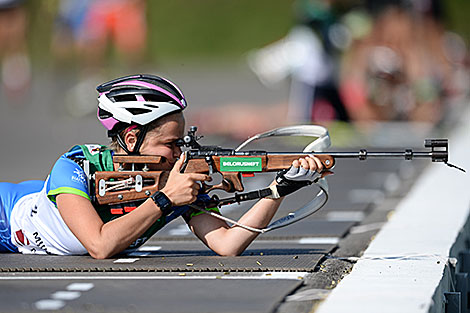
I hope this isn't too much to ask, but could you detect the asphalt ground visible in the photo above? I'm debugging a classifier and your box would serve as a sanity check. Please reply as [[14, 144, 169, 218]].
[[0, 66, 444, 312]]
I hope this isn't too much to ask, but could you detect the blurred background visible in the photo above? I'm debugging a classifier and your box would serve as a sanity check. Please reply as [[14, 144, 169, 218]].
[[0, 0, 469, 182]]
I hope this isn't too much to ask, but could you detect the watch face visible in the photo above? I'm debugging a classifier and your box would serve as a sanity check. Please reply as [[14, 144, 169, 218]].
[[153, 191, 171, 211]]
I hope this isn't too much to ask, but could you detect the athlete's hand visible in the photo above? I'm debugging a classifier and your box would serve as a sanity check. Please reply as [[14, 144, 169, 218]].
[[278, 155, 332, 183], [160, 153, 211, 207]]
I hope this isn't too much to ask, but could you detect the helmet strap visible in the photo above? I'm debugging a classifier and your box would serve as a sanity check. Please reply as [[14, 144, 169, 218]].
[[116, 125, 149, 155]]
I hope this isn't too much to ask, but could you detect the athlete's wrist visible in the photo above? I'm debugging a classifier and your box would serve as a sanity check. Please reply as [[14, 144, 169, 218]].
[[150, 191, 173, 216]]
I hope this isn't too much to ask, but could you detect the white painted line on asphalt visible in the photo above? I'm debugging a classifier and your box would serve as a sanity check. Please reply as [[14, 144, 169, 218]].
[[298, 237, 339, 244], [66, 283, 94, 291], [34, 282, 95, 310], [261, 272, 308, 280], [126, 251, 150, 257], [50, 291, 81, 301], [113, 258, 139, 263], [326, 211, 365, 222], [34, 299, 65, 311], [383, 173, 401, 194], [0, 273, 308, 281], [126, 246, 162, 256], [137, 246, 162, 251], [33, 277, 95, 311], [348, 189, 384, 204]]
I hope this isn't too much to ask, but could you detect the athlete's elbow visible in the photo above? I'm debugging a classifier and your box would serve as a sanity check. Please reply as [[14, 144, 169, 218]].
[[214, 246, 244, 257], [87, 242, 116, 259], [88, 247, 108, 259], [219, 251, 240, 257], [89, 250, 109, 259]]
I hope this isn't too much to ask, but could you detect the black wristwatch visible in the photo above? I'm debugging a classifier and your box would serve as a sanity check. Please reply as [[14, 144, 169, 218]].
[[150, 191, 173, 216]]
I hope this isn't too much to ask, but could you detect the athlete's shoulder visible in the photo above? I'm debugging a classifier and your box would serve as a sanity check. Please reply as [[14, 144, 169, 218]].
[[63, 144, 107, 159], [45, 145, 101, 202]]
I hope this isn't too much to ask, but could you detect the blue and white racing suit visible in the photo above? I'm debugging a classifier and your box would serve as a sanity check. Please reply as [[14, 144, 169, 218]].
[[0, 144, 218, 255]]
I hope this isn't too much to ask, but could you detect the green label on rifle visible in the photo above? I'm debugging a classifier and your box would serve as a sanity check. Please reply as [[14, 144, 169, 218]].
[[220, 157, 262, 172]]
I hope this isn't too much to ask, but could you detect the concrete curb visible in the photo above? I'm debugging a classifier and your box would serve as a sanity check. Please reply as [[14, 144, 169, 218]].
[[315, 108, 470, 313]]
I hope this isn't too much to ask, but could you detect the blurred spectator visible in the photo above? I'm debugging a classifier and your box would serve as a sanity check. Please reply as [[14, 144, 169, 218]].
[[248, 0, 352, 124], [52, 0, 148, 117], [339, 0, 468, 125], [51, 0, 92, 61], [0, 0, 31, 101]]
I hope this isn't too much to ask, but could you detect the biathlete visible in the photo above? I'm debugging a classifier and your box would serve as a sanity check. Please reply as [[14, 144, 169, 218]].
[[0, 74, 326, 259]]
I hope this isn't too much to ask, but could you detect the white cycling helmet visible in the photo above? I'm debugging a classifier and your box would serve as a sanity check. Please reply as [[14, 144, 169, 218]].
[[97, 74, 187, 154]]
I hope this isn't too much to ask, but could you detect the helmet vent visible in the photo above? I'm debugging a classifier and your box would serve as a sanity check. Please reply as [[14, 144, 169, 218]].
[[114, 94, 136, 102], [98, 108, 113, 119], [142, 93, 173, 103], [126, 108, 152, 115]]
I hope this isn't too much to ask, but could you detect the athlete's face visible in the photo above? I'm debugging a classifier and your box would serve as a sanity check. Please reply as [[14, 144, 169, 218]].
[[142, 114, 185, 164], [125, 113, 185, 164]]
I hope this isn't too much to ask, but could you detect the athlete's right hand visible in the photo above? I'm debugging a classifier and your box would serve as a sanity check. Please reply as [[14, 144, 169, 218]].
[[160, 153, 211, 207]]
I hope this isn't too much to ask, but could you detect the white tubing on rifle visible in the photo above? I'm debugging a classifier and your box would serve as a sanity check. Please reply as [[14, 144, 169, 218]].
[[235, 125, 331, 153]]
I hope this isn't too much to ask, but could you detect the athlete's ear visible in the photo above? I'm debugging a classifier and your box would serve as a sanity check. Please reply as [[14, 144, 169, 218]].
[[124, 131, 137, 153]]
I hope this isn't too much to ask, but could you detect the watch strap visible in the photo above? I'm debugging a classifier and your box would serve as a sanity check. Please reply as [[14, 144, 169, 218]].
[[151, 191, 173, 216]]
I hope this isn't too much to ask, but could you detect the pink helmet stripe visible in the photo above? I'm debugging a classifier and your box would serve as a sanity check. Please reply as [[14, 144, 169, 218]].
[[114, 80, 185, 108], [97, 109, 120, 130], [159, 77, 185, 98]]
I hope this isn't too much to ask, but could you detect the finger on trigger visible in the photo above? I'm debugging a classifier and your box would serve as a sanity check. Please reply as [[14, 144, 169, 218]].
[[191, 173, 210, 182]]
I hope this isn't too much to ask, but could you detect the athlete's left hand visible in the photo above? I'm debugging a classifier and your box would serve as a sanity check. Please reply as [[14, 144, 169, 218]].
[[279, 155, 333, 183]]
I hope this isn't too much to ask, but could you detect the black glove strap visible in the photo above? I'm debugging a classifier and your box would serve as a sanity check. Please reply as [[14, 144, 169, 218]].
[[276, 169, 312, 189], [275, 181, 311, 197]]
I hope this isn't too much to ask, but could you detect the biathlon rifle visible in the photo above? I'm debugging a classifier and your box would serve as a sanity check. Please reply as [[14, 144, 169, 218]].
[[92, 125, 464, 233]]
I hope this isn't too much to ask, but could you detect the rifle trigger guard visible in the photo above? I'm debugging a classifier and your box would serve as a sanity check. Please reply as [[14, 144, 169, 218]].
[[202, 156, 225, 188], [202, 178, 234, 193]]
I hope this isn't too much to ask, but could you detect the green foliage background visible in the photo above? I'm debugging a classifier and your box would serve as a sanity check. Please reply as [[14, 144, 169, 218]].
[[25, 0, 470, 67]]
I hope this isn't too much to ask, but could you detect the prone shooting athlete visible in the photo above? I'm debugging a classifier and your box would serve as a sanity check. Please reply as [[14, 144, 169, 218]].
[[0, 74, 327, 259]]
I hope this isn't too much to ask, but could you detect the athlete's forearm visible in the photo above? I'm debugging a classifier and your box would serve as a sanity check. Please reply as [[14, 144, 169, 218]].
[[97, 199, 163, 258], [57, 194, 164, 259], [226, 197, 283, 254], [198, 197, 283, 257]]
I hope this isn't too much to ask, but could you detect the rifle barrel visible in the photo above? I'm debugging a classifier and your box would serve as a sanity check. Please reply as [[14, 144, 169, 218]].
[[267, 151, 441, 161], [265, 138, 448, 162], [327, 152, 433, 159]]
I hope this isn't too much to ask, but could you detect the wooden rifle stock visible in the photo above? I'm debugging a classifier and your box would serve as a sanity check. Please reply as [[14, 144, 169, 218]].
[[94, 153, 335, 205], [93, 135, 459, 206]]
